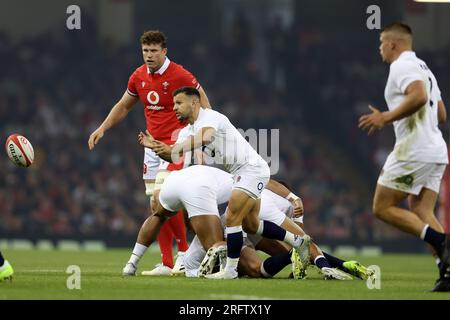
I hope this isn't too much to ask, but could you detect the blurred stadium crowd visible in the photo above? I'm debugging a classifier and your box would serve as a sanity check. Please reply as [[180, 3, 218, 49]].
[[1, 12, 449, 245]]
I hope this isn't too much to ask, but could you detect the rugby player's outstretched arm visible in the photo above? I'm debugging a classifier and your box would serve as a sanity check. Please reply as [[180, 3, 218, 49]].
[[88, 91, 138, 150]]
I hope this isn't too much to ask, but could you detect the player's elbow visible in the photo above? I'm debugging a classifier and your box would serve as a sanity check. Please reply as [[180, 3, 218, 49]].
[[438, 101, 447, 124], [439, 112, 447, 124]]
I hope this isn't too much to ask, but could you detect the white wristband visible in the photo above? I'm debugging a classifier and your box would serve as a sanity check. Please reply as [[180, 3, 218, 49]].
[[286, 192, 299, 202], [293, 216, 304, 223]]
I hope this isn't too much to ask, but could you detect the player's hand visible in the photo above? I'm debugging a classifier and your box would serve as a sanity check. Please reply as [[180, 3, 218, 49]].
[[358, 105, 386, 136], [88, 127, 105, 150], [138, 130, 156, 148], [151, 141, 172, 158], [150, 196, 157, 213], [292, 197, 304, 216]]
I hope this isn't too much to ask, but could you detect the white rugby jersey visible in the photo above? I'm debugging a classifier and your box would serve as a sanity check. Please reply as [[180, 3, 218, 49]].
[[384, 51, 448, 164], [176, 108, 268, 174]]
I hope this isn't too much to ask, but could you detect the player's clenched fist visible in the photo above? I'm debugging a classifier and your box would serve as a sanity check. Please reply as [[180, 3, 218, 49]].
[[292, 197, 304, 216], [88, 128, 105, 150]]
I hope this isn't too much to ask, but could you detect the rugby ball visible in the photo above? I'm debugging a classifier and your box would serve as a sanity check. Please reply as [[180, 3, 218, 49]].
[[5, 134, 34, 167]]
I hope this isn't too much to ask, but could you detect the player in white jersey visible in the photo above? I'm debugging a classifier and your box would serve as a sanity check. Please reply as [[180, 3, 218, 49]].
[[358, 22, 450, 292], [139, 86, 311, 279]]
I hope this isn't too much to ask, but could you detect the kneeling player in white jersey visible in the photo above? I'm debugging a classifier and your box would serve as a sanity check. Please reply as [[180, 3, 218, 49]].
[[358, 22, 450, 292], [140, 86, 311, 279]]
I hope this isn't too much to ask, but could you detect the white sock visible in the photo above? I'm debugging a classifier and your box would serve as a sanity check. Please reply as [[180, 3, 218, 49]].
[[128, 243, 148, 266], [420, 224, 430, 240], [225, 257, 239, 273], [284, 231, 299, 247], [256, 221, 264, 235]]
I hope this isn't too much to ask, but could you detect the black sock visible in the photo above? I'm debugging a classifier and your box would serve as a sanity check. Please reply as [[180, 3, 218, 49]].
[[314, 256, 331, 269], [261, 250, 292, 277], [259, 220, 286, 241], [423, 226, 446, 252], [0, 251, 4, 266], [323, 251, 345, 270], [226, 228, 243, 259]]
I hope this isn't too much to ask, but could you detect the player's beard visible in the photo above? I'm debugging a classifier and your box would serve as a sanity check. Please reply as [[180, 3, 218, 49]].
[[176, 113, 187, 123]]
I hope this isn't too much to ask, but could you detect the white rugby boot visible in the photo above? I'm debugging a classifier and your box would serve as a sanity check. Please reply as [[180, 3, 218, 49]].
[[171, 252, 186, 276], [321, 267, 353, 280], [198, 245, 227, 277], [122, 262, 137, 276], [294, 234, 311, 275], [204, 268, 238, 280], [141, 263, 172, 276]]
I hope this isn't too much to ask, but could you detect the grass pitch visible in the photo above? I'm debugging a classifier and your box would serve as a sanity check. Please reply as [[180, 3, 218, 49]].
[[1, 249, 450, 300]]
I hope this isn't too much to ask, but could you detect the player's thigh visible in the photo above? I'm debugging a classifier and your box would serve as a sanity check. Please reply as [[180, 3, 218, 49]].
[[237, 246, 262, 278], [373, 183, 409, 213], [190, 215, 224, 250], [227, 189, 260, 227], [255, 238, 290, 256], [408, 188, 439, 221], [241, 200, 262, 233]]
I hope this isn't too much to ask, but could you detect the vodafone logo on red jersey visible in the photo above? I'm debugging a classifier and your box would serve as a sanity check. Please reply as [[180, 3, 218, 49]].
[[147, 91, 160, 105]]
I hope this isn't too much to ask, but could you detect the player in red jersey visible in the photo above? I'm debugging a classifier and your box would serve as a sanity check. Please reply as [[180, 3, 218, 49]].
[[88, 30, 210, 276]]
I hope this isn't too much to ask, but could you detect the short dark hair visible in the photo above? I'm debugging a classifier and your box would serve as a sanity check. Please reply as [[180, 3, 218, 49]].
[[172, 86, 200, 99], [140, 30, 167, 48], [381, 22, 412, 36]]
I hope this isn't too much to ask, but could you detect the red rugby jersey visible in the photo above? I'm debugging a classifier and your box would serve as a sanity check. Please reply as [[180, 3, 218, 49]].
[[127, 58, 200, 143]]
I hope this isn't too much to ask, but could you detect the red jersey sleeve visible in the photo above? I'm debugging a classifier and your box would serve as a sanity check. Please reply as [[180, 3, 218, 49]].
[[176, 66, 201, 90], [126, 70, 139, 97]]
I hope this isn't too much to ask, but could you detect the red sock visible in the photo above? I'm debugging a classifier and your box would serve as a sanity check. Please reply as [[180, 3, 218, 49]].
[[166, 210, 189, 252], [157, 222, 174, 268]]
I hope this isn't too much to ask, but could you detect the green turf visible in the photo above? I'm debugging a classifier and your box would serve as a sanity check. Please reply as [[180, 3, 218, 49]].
[[0, 249, 449, 299]]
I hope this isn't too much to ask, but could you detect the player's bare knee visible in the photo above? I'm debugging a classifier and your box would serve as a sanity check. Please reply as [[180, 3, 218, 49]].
[[247, 264, 262, 278], [372, 202, 390, 220], [242, 213, 259, 233], [372, 204, 383, 219]]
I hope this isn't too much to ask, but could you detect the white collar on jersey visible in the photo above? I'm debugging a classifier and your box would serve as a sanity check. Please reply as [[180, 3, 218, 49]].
[[147, 57, 171, 75], [398, 50, 416, 60]]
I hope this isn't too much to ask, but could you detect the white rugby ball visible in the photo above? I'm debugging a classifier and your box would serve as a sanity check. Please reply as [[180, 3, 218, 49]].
[[5, 134, 34, 167]]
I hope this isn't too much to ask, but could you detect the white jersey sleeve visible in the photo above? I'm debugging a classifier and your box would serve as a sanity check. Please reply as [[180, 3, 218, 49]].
[[193, 108, 223, 131], [390, 60, 423, 94], [192, 108, 269, 174]]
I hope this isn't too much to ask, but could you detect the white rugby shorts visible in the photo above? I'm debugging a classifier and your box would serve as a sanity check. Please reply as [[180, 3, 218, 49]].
[[377, 154, 447, 195], [142, 147, 170, 180], [232, 163, 270, 199], [158, 170, 221, 218]]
